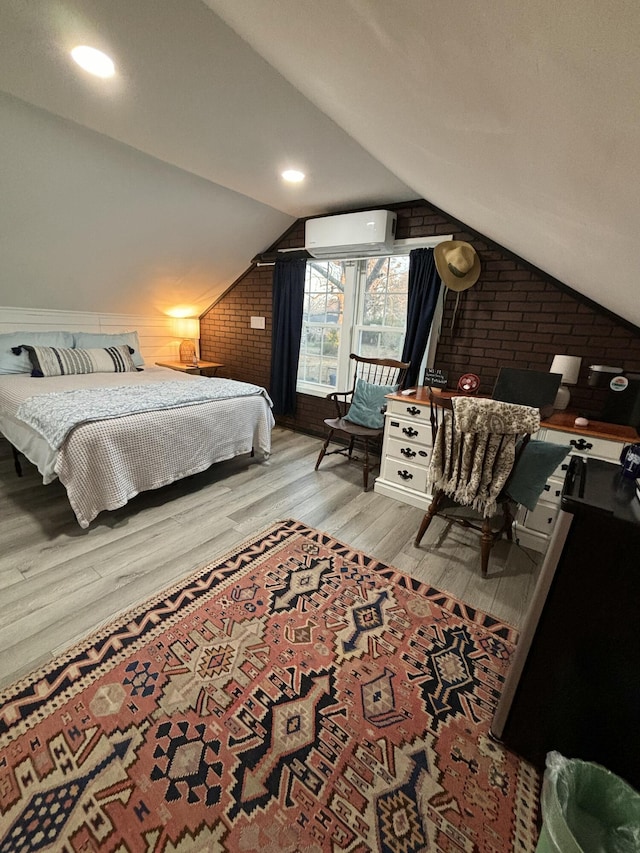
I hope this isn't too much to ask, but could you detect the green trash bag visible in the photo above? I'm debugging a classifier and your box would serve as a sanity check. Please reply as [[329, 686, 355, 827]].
[[536, 751, 640, 853]]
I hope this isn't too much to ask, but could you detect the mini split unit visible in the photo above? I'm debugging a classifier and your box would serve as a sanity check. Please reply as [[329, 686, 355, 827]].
[[304, 210, 397, 258]]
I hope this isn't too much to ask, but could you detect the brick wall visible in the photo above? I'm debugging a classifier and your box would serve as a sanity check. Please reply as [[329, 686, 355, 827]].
[[200, 200, 640, 431], [200, 264, 274, 388]]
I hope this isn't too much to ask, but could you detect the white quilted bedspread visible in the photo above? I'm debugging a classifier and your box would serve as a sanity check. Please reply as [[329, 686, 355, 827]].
[[0, 368, 275, 527], [16, 377, 270, 450]]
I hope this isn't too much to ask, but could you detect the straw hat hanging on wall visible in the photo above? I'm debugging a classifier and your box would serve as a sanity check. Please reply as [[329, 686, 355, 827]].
[[434, 241, 481, 291], [434, 240, 481, 332]]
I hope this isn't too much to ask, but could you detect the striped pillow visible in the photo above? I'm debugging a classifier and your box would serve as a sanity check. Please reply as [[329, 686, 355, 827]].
[[13, 344, 139, 377]]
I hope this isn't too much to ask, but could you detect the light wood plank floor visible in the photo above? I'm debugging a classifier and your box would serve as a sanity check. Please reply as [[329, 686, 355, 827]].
[[0, 428, 542, 689]]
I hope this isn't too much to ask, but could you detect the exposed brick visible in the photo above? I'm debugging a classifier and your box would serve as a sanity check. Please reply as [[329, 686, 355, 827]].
[[504, 322, 539, 332], [476, 321, 506, 330], [500, 291, 529, 302], [490, 311, 522, 322], [200, 198, 640, 427], [525, 334, 553, 345], [499, 270, 531, 281], [486, 261, 518, 271], [536, 323, 573, 334], [488, 330, 519, 341]]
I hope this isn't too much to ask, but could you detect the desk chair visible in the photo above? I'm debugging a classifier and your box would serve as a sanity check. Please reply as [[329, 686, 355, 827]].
[[414, 391, 540, 576], [315, 353, 410, 490]]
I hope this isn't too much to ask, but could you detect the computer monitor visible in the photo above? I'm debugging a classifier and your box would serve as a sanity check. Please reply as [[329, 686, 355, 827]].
[[492, 367, 562, 411]]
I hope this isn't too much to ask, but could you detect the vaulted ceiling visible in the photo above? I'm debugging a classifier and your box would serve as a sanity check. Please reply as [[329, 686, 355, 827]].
[[1, 0, 638, 325]]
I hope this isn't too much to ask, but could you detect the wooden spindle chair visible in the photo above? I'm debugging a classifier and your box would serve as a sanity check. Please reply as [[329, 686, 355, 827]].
[[315, 353, 410, 490], [414, 389, 537, 576]]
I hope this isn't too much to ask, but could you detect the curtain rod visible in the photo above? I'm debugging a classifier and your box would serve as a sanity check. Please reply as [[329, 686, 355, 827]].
[[254, 236, 453, 267]]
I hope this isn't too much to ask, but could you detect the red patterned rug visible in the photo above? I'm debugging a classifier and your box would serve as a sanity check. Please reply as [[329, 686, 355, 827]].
[[0, 520, 540, 852]]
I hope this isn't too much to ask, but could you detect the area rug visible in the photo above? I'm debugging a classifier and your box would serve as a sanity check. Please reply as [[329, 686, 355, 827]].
[[0, 519, 540, 852]]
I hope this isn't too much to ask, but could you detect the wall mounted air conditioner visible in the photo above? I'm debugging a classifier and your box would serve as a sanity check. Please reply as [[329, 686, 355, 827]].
[[304, 210, 397, 258]]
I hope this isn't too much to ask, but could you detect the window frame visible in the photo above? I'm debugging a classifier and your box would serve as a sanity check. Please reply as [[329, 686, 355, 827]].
[[295, 237, 449, 398], [296, 259, 357, 398]]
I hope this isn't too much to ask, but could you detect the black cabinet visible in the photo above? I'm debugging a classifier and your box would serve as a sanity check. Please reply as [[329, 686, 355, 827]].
[[492, 458, 640, 789]]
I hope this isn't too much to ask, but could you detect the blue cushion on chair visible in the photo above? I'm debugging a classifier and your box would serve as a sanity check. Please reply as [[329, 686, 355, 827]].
[[345, 378, 399, 429], [506, 439, 571, 511]]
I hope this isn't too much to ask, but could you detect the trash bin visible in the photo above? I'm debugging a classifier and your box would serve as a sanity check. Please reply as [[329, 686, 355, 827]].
[[536, 751, 640, 853]]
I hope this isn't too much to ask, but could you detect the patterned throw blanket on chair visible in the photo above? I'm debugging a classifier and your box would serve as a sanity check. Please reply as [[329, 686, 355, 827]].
[[428, 397, 541, 517]]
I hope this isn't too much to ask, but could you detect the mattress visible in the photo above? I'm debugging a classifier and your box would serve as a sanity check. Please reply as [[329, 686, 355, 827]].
[[0, 367, 275, 527]]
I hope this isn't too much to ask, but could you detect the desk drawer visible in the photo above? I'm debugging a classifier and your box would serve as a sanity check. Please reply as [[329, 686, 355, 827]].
[[380, 457, 429, 492], [539, 478, 564, 506], [523, 501, 559, 534], [387, 398, 431, 422], [540, 429, 623, 464], [386, 416, 432, 445], [387, 437, 431, 466]]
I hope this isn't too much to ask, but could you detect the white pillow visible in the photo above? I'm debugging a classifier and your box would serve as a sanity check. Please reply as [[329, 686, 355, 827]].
[[17, 344, 139, 376], [73, 331, 144, 367], [0, 331, 75, 374]]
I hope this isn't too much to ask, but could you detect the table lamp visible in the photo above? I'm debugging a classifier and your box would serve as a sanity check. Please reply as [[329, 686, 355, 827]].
[[550, 355, 582, 410], [175, 317, 200, 364]]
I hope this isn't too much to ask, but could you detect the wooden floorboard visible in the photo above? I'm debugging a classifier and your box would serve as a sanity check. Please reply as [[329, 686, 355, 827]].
[[0, 428, 542, 688]]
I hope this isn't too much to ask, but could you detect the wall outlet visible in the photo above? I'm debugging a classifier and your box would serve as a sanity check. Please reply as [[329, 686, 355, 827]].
[[250, 316, 266, 329]]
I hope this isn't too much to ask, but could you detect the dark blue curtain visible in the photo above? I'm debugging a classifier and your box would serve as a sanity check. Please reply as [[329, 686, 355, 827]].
[[401, 248, 442, 387], [270, 258, 306, 416]]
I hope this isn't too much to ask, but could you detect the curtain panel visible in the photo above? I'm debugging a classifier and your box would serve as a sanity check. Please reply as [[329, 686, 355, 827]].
[[269, 258, 306, 416], [401, 248, 442, 387]]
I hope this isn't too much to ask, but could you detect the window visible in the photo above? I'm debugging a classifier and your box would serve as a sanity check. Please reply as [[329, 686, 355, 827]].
[[297, 255, 411, 396]]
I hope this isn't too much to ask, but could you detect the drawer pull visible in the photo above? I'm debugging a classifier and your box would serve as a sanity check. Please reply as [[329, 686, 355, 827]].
[[400, 447, 416, 458], [544, 484, 550, 491], [406, 406, 421, 416], [397, 469, 414, 481], [570, 438, 593, 451], [418, 450, 428, 457], [402, 427, 418, 438], [561, 463, 569, 471], [390, 420, 400, 428]]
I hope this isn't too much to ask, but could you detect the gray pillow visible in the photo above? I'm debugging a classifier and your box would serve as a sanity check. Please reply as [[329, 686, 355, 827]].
[[506, 440, 571, 511], [0, 331, 74, 374]]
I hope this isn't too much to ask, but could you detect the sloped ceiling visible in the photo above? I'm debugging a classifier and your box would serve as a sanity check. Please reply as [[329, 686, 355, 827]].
[[209, 0, 640, 328], [0, 0, 412, 316], [1, 0, 639, 326]]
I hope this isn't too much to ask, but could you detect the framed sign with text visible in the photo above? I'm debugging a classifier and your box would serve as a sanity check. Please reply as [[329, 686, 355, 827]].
[[423, 368, 448, 388]]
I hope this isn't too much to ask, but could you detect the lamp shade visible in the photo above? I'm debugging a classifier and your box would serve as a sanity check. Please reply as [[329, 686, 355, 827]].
[[174, 317, 200, 340], [174, 317, 200, 364], [550, 355, 581, 386]]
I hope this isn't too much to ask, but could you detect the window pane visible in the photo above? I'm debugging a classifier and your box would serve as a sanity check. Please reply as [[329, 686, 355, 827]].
[[357, 255, 409, 360], [356, 329, 405, 360], [385, 294, 408, 327], [362, 257, 388, 325], [299, 326, 340, 385], [298, 261, 347, 390]]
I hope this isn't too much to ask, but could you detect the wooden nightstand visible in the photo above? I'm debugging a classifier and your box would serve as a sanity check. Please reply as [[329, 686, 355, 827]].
[[156, 360, 223, 376]]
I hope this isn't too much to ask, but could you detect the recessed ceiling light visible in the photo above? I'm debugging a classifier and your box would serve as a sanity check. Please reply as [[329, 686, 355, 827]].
[[281, 169, 305, 183], [71, 45, 115, 78]]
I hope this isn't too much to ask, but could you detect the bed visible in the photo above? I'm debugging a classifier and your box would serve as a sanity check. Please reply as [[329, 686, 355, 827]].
[[0, 366, 274, 528]]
